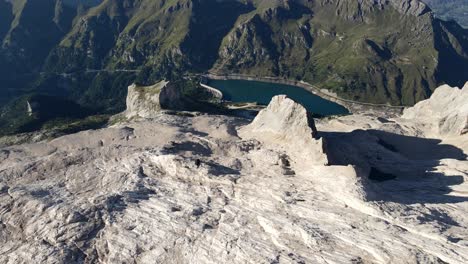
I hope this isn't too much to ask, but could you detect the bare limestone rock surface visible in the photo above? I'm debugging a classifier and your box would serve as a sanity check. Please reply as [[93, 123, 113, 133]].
[[125, 80, 169, 119], [402, 82, 468, 137], [0, 84, 467, 263], [240, 95, 328, 165], [125, 80, 185, 119]]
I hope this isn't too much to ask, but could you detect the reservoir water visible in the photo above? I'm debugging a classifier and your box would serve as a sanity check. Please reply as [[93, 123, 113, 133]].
[[207, 79, 349, 116]]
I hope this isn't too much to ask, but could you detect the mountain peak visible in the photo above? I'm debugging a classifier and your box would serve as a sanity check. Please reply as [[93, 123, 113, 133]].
[[240, 95, 329, 165], [389, 0, 431, 16]]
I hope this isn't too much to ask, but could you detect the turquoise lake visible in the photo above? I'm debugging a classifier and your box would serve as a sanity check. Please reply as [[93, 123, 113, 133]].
[[207, 79, 349, 116]]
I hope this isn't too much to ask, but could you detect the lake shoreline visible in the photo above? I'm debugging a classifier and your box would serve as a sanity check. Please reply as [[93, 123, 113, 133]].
[[202, 73, 405, 116], [204, 78, 349, 116]]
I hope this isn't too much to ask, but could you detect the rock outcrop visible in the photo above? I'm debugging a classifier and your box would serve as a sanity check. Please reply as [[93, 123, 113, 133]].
[[125, 81, 169, 119], [240, 95, 328, 165], [26, 100, 34, 116], [125, 80, 187, 119], [389, 0, 431, 16], [402, 82, 468, 137]]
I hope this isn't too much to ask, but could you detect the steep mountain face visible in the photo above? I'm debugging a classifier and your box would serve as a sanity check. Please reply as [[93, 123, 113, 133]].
[[424, 0, 468, 28], [0, 0, 76, 73], [0, 0, 102, 74], [0, 0, 467, 109], [0, 0, 107, 107], [0, 1, 13, 42], [45, 0, 253, 74], [214, 0, 467, 104]]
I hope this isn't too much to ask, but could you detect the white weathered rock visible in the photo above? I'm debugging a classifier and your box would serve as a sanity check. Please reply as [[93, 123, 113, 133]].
[[402, 82, 468, 137], [125, 80, 189, 119], [1, 88, 467, 264], [125, 80, 169, 119], [240, 95, 328, 165], [26, 101, 33, 116]]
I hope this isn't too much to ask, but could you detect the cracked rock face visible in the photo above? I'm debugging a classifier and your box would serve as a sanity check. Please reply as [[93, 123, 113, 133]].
[[388, 0, 431, 16], [402, 82, 468, 137], [1, 86, 468, 263], [125, 81, 169, 119], [240, 95, 328, 165], [126, 81, 186, 119]]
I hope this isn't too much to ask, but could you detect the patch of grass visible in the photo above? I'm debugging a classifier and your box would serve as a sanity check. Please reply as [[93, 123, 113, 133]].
[[41, 114, 110, 135]]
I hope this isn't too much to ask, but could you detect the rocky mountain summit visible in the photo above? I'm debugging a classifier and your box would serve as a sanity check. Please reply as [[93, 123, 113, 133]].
[[0, 82, 467, 263], [240, 95, 328, 165], [391, 0, 430, 16]]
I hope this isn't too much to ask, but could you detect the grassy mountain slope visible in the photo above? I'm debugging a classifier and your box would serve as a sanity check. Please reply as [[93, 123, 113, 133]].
[[0, 0, 467, 110], [1, 0, 76, 73], [216, 0, 467, 104], [0, 1, 13, 42]]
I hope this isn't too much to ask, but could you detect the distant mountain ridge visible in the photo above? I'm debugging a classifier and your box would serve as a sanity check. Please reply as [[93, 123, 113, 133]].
[[0, 0, 467, 110]]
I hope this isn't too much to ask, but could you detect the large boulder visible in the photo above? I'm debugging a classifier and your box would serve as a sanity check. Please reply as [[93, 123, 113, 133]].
[[125, 81, 187, 119], [402, 82, 468, 137], [240, 95, 328, 165]]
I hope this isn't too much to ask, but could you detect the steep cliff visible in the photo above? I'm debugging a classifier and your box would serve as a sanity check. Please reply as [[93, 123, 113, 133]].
[[125, 81, 169, 119]]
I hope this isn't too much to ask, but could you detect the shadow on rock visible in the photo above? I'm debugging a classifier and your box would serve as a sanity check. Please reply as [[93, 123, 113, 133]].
[[206, 161, 241, 176], [321, 129, 468, 204], [367, 130, 467, 161], [162, 141, 212, 156]]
